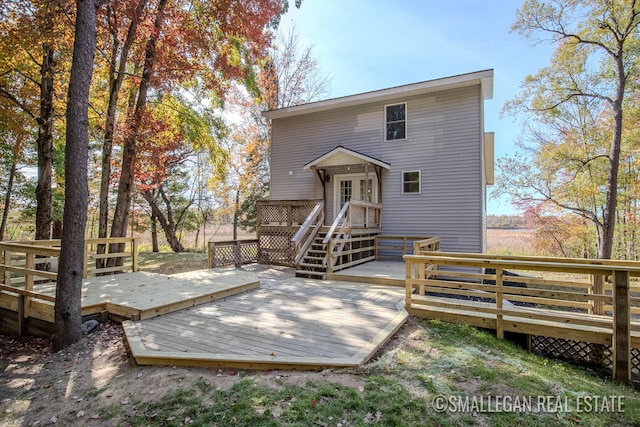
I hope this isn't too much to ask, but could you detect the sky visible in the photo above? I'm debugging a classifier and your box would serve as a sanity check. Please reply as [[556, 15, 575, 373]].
[[279, 0, 557, 216]]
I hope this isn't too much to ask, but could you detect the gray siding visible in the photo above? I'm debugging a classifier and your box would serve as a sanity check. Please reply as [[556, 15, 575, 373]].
[[270, 85, 486, 253]]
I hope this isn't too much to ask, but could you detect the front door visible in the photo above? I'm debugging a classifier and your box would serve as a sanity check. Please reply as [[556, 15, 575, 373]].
[[333, 173, 378, 218]]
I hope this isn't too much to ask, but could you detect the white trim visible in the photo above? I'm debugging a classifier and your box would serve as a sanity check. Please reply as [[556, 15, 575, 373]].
[[333, 173, 379, 218], [303, 146, 390, 171], [401, 170, 421, 195], [384, 102, 407, 142], [262, 69, 494, 120]]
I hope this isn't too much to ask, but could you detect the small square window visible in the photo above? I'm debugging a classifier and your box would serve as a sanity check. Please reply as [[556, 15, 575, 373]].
[[385, 103, 406, 141], [402, 171, 420, 194]]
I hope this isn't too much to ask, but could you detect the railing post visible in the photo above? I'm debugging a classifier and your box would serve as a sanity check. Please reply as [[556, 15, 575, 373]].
[[132, 238, 139, 272], [2, 249, 11, 285], [82, 240, 90, 278], [25, 253, 34, 318], [207, 241, 213, 268], [405, 259, 412, 315], [17, 293, 25, 336], [375, 236, 379, 260], [612, 269, 630, 384], [495, 266, 504, 339], [327, 239, 334, 273]]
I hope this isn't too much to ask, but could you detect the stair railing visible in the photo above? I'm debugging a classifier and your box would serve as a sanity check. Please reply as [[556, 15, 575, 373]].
[[323, 200, 383, 269], [292, 201, 325, 265]]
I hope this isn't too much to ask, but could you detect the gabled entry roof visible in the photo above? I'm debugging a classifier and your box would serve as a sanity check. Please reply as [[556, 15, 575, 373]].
[[303, 146, 391, 171]]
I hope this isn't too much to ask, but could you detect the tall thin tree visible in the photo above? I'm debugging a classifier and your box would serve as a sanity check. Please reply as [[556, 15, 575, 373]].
[[54, 0, 102, 350]]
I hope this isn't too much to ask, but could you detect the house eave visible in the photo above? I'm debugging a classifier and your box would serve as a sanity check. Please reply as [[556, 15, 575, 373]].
[[303, 146, 391, 171], [263, 69, 494, 120]]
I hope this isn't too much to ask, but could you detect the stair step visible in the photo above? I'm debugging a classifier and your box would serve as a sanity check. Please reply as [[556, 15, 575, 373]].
[[295, 270, 326, 277], [299, 262, 326, 268], [304, 256, 325, 261]]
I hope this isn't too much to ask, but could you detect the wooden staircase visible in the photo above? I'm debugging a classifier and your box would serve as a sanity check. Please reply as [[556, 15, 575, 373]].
[[292, 199, 382, 279], [295, 230, 330, 278]]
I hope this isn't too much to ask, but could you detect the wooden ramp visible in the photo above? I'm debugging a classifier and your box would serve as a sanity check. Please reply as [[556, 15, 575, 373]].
[[34, 269, 260, 321], [124, 272, 407, 370]]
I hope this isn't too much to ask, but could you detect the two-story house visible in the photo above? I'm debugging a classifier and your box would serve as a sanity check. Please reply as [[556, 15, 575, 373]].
[[257, 69, 494, 277]]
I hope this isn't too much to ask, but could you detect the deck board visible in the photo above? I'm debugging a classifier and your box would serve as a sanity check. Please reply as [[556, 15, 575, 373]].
[[124, 266, 408, 369], [328, 261, 405, 286], [32, 269, 260, 319]]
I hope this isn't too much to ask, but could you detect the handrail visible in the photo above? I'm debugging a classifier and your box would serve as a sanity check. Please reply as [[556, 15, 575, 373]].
[[0, 242, 61, 257], [323, 201, 350, 245], [292, 201, 325, 265], [413, 238, 441, 255]]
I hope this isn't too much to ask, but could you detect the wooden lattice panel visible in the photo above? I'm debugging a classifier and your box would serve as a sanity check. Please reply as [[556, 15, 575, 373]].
[[291, 204, 315, 225], [210, 242, 258, 268], [261, 205, 289, 224], [632, 348, 640, 375], [258, 229, 297, 266], [530, 336, 626, 372]]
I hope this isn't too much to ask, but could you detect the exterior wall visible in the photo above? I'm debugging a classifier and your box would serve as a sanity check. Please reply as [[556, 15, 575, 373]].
[[270, 85, 485, 253]]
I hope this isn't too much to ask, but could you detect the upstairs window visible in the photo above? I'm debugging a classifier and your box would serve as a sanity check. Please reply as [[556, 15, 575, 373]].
[[402, 170, 421, 194], [385, 102, 406, 141]]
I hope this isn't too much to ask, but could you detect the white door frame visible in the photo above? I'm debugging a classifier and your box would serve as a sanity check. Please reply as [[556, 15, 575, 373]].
[[333, 173, 379, 218]]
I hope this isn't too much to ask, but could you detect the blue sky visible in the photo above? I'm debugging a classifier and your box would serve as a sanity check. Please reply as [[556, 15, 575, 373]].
[[280, 0, 556, 216]]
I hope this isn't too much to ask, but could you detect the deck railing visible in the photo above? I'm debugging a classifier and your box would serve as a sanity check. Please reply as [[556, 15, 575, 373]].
[[207, 239, 259, 268], [323, 200, 382, 269], [373, 236, 440, 259], [404, 251, 640, 384], [0, 237, 138, 331]]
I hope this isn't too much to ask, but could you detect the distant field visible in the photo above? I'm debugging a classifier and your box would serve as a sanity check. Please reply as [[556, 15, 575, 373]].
[[486, 228, 535, 255]]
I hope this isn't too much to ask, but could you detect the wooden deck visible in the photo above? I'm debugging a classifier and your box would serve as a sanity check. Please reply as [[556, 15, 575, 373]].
[[31, 269, 260, 321], [328, 260, 405, 286], [124, 266, 407, 370]]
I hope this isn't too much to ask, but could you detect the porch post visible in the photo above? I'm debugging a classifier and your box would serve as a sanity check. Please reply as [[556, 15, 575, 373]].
[[374, 165, 383, 203], [315, 168, 327, 225], [365, 163, 369, 202]]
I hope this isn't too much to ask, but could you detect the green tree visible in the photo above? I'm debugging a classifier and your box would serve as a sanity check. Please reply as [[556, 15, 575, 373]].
[[497, 0, 640, 259]]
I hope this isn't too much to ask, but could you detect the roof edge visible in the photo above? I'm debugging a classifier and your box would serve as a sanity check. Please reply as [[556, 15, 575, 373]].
[[263, 69, 494, 120], [303, 146, 391, 171]]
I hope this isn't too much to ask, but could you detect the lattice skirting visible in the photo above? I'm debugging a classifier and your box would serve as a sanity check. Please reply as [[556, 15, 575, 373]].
[[530, 336, 639, 376], [210, 242, 258, 268], [257, 229, 297, 267]]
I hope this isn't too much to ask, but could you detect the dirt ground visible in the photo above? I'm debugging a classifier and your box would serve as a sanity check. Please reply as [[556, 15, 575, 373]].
[[0, 317, 415, 426]]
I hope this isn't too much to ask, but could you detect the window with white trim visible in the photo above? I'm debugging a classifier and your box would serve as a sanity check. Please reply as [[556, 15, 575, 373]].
[[385, 102, 406, 141], [402, 170, 421, 194]]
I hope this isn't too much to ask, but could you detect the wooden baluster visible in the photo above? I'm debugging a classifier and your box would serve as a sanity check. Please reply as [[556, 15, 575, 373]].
[[495, 266, 504, 339]]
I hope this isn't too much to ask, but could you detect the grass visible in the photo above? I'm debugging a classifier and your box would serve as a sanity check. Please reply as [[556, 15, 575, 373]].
[[108, 318, 640, 427], [137, 250, 208, 274]]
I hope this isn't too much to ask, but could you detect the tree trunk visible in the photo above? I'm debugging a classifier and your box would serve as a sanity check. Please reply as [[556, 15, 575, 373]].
[[0, 159, 17, 241], [97, 0, 148, 265], [598, 58, 626, 260], [35, 34, 55, 241], [151, 212, 159, 252], [110, 0, 168, 241], [54, 0, 99, 351], [141, 190, 185, 252]]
